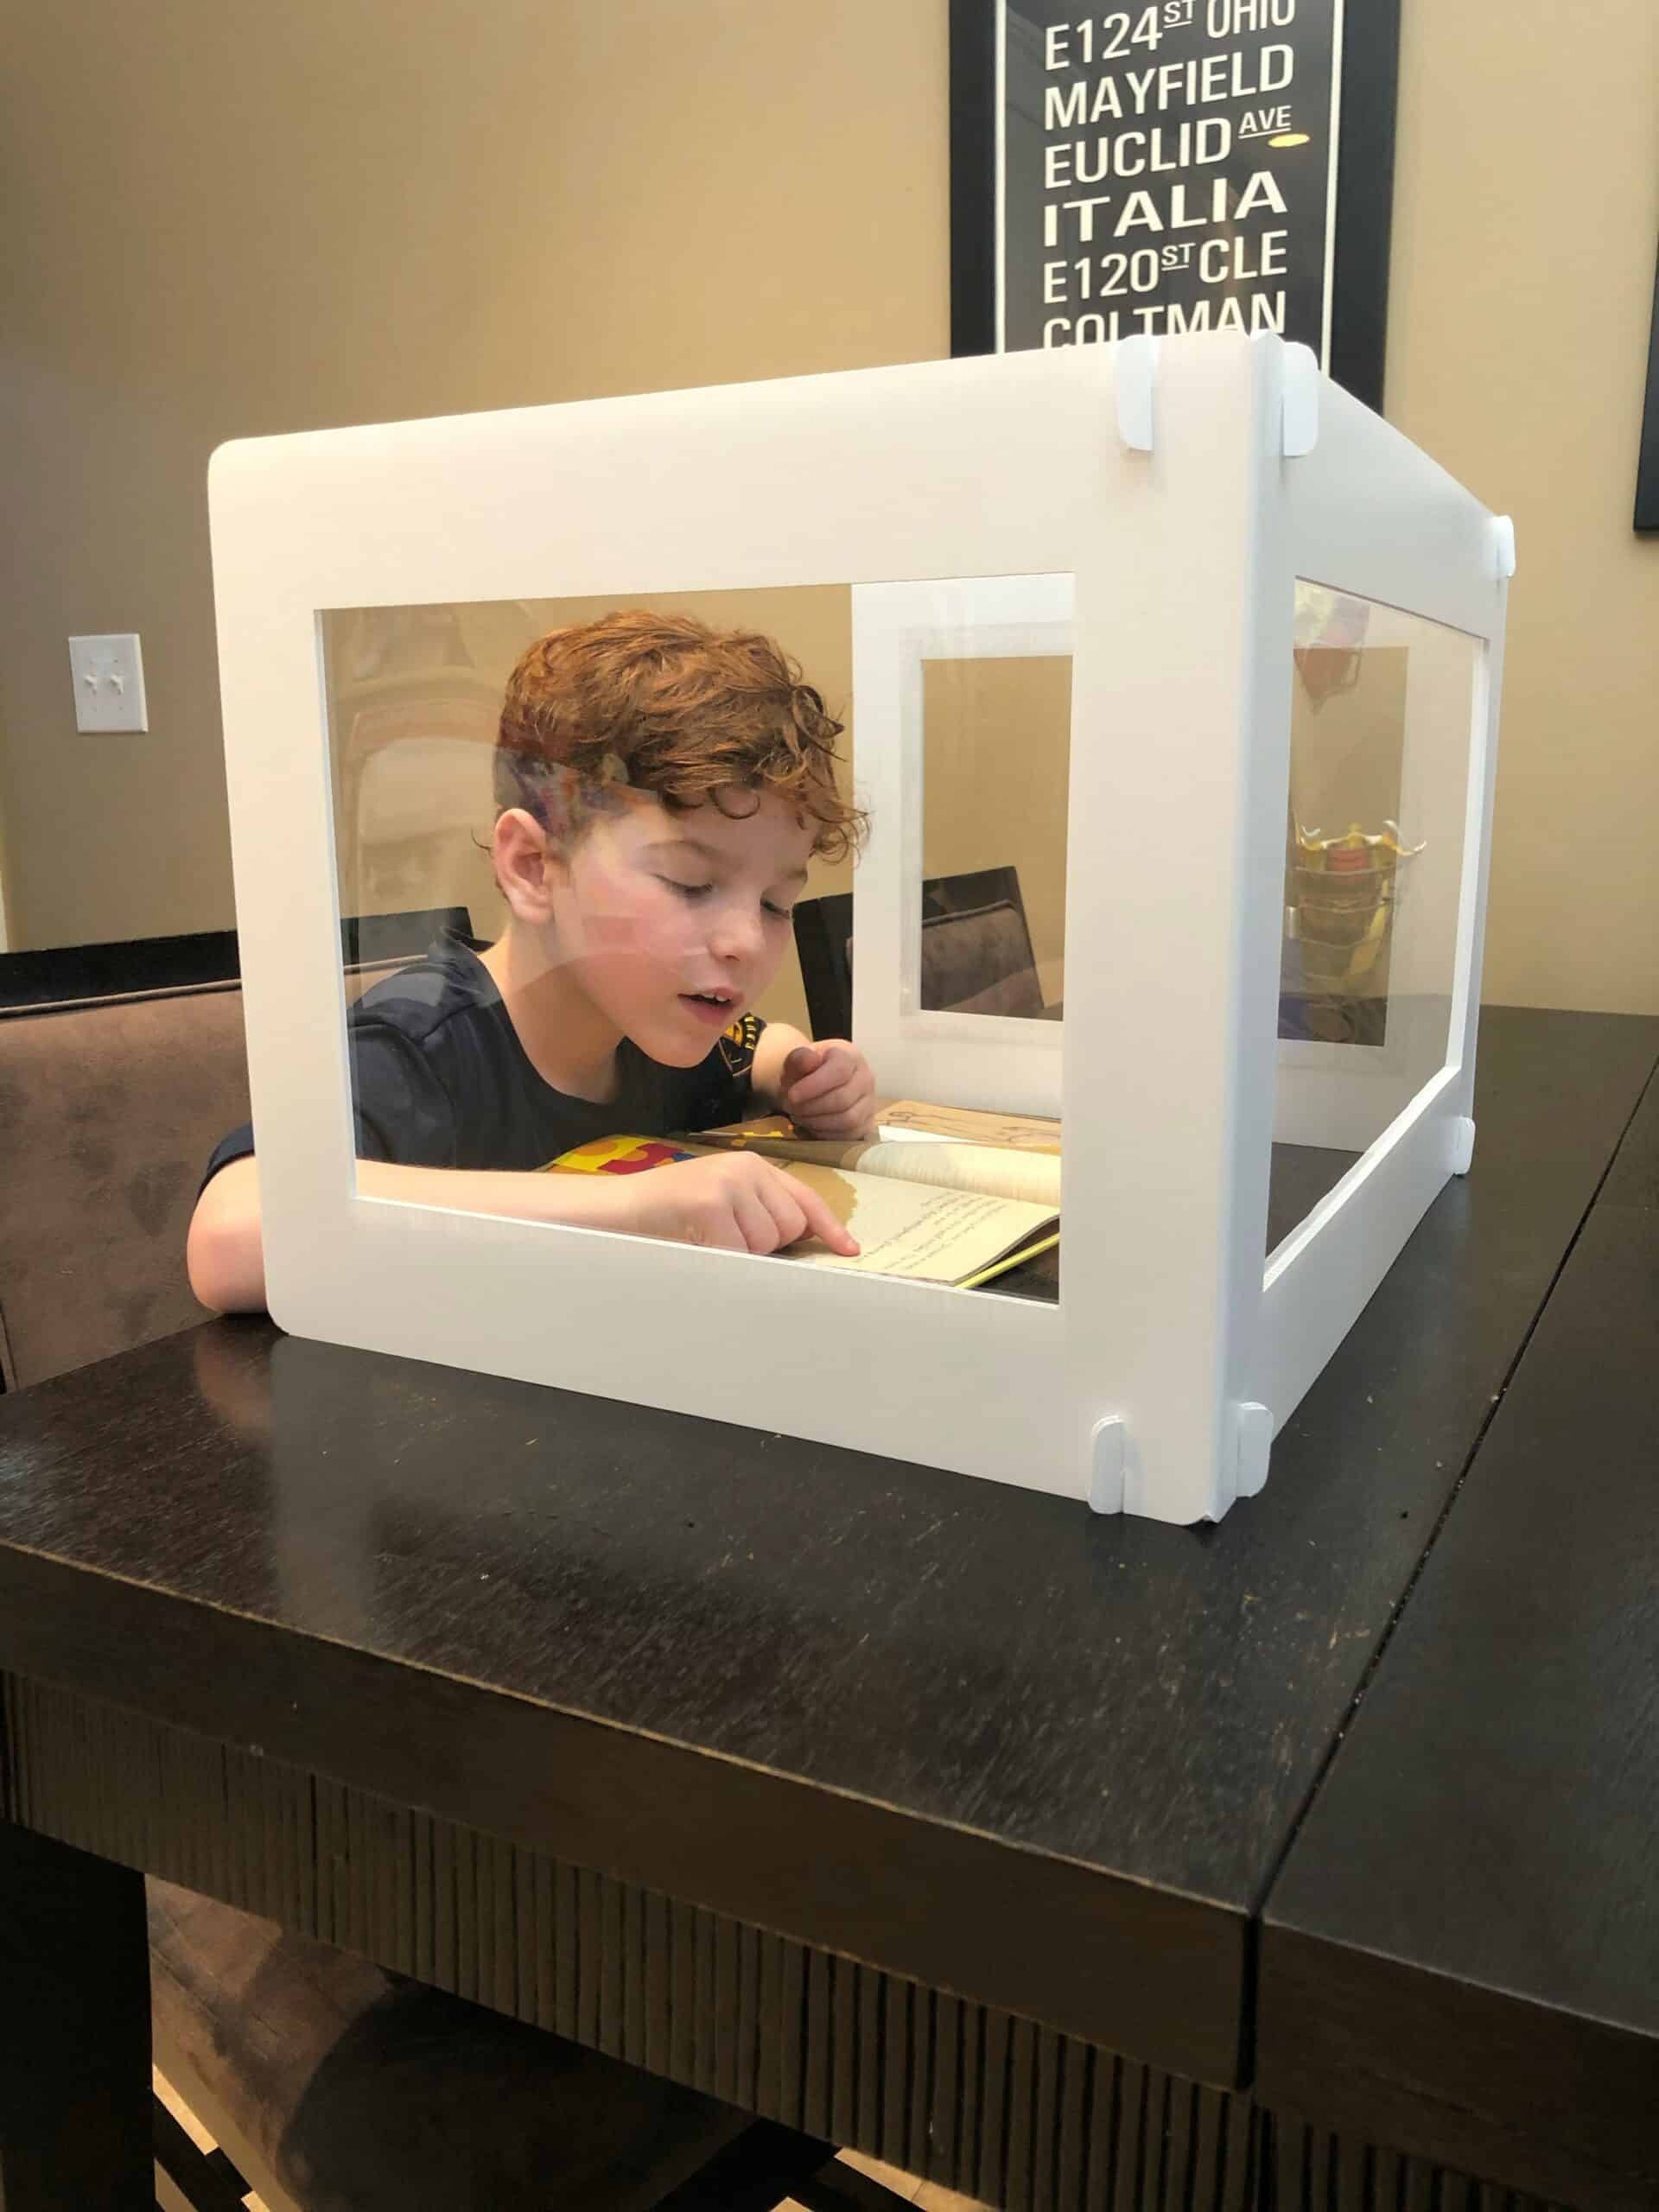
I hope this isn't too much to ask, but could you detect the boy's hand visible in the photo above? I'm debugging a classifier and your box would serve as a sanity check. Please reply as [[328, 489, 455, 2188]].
[[616, 1153, 859, 1257], [779, 1041, 877, 1140]]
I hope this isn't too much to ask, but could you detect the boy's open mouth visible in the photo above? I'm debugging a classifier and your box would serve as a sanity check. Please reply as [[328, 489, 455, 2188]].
[[679, 988, 740, 1026]]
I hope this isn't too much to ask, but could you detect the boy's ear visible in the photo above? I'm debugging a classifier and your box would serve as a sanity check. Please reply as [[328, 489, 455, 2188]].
[[492, 808, 563, 923]]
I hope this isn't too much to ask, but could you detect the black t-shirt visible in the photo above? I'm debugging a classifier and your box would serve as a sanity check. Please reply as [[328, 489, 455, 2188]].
[[201, 932, 764, 1189]]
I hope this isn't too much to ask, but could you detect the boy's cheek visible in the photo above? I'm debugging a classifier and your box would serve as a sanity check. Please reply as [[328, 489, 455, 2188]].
[[575, 908, 679, 958], [584, 914, 644, 952]]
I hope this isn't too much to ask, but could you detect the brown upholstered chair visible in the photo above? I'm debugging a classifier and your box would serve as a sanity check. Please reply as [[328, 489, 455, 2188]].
[[0, 908, 469, 1391], [0, 981, 251, 1390], [0, 927, 914, 2212]]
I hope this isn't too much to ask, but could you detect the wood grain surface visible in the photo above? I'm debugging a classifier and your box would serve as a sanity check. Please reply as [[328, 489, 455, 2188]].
[[1261, 1088, 1659, 2206]]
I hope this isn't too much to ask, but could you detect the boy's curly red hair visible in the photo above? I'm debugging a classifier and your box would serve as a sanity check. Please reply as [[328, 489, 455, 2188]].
[[494, 610, 865, 863]]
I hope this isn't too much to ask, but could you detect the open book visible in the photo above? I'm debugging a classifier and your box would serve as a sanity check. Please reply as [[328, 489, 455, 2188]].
[[544, 1103, 1061, 1290]]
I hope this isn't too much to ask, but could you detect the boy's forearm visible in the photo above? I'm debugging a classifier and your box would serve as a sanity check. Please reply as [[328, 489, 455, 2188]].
[[358, 1160, 642, 1235], [365, 1161, 732, 1267], [187, 1154, 685, 1316], [752, 1022, 811, 1109]]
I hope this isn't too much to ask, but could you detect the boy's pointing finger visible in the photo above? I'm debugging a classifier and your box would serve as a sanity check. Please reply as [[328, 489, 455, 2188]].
[[782, 1171, 859, 1257]]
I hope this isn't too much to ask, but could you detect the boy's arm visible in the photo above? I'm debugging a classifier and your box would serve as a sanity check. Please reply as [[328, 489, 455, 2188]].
[[187, 1158, 268, 1313], [188, 1156, 621, 1315], [751, 1022, 811, 1105], [752, 1025, 878, 1140], [185, 1147, 858, 1316]]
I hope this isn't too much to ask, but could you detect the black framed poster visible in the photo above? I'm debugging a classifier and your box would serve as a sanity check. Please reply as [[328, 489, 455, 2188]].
[[950, 0, 1401, 410]]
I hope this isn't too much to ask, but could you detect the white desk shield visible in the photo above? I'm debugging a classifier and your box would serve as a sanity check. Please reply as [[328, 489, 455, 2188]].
[[211, 335, 1508, 1522]]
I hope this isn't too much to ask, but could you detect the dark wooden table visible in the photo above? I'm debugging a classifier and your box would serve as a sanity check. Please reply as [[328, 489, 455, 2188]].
[[1, 1007, 1655, 2212], [1260, 1059, 1659, 2211]]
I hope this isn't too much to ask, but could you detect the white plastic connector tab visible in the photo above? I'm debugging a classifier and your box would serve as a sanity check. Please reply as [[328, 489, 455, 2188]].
[[1089, 1416, 1127, 1515], [1450, 1116, 1477, 1176], [1281, 341, 1319, 457], [1114, 336, 1159, 453], [1233, 1402, 1274, 1500], [1492, 515, 1517, 580]]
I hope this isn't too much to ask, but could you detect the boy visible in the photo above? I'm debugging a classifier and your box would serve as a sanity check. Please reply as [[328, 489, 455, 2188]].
[[188, 610, 877, 1313]]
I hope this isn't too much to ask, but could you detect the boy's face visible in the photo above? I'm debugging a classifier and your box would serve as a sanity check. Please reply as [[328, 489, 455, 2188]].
[[539, 789, 816, 1066]]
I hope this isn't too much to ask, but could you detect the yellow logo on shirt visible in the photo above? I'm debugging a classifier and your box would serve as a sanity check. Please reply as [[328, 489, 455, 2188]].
[[717, 1011, 762, 1076]]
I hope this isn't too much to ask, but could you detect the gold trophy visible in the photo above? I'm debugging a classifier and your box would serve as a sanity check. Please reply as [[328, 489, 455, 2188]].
[[1286, 816, 1424, 1042]]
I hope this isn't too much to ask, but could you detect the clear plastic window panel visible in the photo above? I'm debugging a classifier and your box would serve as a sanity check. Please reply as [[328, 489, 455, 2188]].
[[318, 585, 1064, 1306], [920, 652, 1071, 1020], [1268, 582, 1481, 1255]]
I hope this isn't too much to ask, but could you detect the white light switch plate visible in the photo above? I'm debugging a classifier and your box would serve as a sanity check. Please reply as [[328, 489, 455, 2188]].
[[68, 633, 148, 733]]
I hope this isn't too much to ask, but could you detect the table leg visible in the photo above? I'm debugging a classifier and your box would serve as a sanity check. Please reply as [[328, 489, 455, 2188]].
[[0, 1821, 153, 2210]]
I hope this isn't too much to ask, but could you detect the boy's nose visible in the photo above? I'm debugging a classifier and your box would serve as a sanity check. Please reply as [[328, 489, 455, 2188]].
[[709, 911, 764, 963]]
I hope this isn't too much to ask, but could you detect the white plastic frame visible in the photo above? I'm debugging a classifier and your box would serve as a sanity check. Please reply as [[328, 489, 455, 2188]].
[[210, 334, 1508, 1523], [851, 572, 1071, 1117]]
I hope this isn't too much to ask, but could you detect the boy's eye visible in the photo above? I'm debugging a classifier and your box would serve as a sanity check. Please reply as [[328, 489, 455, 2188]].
[[657, 874, 792, 920]]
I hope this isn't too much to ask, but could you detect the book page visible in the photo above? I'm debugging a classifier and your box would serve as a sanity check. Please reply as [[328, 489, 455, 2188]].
[[687, 1123, 1060, 1208], [875, 1099, 1062, 1154], [779, 1164, 1057, 1286], [852, 1141, 1057, 1207], [543, 1135, 1059, 1288], [804, 1139, 1058, 1209]]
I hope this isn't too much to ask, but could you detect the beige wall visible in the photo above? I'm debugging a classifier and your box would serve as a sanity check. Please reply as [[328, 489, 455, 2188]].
[[922, 657, 1072, 1006], [1383, 1, 1659, 1014], [0, 0, 947, 962], [1, 0, 1656, 1014]]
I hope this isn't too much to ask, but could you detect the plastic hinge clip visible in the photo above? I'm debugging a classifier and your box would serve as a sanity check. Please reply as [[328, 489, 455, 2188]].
[[1281, 342, 1319, 456], [1115, 337, 1158, 453], [1233, 1402, 1273, 1500], [1089, 1416, 1126, 1514]]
